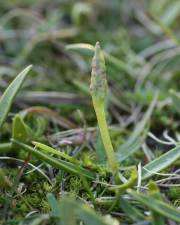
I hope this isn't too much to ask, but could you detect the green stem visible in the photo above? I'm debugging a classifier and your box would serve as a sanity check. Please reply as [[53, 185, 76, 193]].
[[93, 99, 118, 175]]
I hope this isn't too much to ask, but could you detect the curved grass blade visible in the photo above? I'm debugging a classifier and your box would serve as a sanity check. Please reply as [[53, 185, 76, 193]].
[[128, 189, 180, 222], [12, 139, 95, 180], [119, 197, 145, 222], [109, 167, 137, 192], [117, 93, 158, 161], [116, 131, 147, 162], [66, 43, 94, 56], [0, 65, 32, 129], [66, 43, 134, 76], [142, 144, 180, 180]]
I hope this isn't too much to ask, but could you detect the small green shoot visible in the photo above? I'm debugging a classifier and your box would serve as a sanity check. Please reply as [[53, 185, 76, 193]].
[[90, 42, 118, 176]]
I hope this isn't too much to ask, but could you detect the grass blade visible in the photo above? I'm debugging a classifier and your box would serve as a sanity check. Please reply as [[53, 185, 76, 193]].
[[66, 43, 134, 76], [142, 144, 180, 180], [119, 197, 145, 222], [117, 93, 158, 161], [128, 189, 180, 222], [33, 141, 78, 163], [116, 132, 147, 162], [12, 139, 95, 180], [0, 65, 32, 129]]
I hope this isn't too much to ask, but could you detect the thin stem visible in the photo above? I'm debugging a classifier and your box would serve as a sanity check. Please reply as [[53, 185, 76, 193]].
[[93, 99, 118, 175]]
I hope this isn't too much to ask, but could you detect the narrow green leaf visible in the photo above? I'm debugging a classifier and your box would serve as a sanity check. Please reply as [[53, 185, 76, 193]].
[[116, 132, 146, 162], [117, 93, 158, 161], [66, 43, 134, 76], [66, 43, 94, 56], [33, 141, 78, 163], [0, 65, 32, 129], [128, 189, 180, 222], [142, 144, 180, 180], [119, 197, 145, 222], [11, 139, 95, 180]]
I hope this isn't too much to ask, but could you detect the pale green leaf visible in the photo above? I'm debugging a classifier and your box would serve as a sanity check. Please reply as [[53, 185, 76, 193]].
[[12, 114, 32, 142], [142, 144, 180, 180], [0, 65, 32, 129]]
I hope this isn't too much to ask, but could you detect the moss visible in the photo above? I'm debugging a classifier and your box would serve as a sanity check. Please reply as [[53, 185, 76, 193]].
[[169, 187, 180, 201]]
